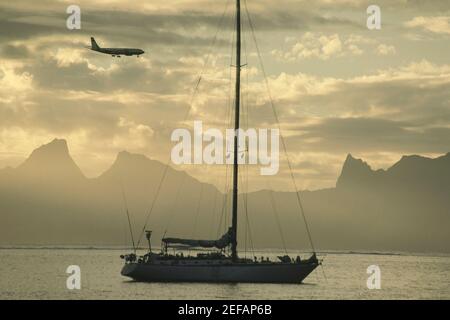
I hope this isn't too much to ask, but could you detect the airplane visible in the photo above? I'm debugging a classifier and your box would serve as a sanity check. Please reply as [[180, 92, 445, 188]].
[[89, 37, 145, 58]]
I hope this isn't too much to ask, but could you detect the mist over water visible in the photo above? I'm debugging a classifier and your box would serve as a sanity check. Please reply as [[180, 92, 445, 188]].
[[1, 249, 448, 300]]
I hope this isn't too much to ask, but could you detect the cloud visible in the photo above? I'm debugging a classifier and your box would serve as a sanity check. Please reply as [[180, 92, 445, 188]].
[[239, 59, 450, 159], [405, 16, 450, 35], [272, 33, 354, 61], [114, 117, 155, 149], [0, 0, 363, 54], [0, 62, 33, 93], [291, 117, 450, 154], [272, 33, 397, 61], [1, 0, 450, 191], [376, 44, 396, 56]]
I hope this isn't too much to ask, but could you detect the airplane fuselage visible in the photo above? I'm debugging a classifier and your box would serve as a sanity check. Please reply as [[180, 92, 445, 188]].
[[94, 47, 144, 57], [89, 37, 145, 57]]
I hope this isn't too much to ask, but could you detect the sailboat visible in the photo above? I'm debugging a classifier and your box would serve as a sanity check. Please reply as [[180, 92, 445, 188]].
[[120, 0, 320, 283]]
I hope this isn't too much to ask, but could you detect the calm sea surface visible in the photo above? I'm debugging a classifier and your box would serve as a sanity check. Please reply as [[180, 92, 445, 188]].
[[0, 249, 448, 300]]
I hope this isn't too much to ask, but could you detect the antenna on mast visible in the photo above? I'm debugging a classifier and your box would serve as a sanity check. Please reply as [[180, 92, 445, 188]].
[[145, 230, 153, 254]]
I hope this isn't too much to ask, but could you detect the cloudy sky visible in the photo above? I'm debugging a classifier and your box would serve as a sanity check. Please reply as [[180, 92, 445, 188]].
[[1, 0, 450, 191]]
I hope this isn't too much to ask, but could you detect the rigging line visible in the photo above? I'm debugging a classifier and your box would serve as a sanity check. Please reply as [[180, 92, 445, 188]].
[[241, 20, 249, 258], [243, 24, 250, 133], [266, 181, 289, 255], [243, 188, 248, 258], [135, 1, 232, 248], [208, 187, 219, 239], [242, 11, 250, 210], [224, 10, 238, 234], [224, 6, 236, 130], [216, 9, 236, 239], [243, 164, 255, 257], [245, 208, 255, 258], [239, 168, 255, 258], [187, 184, 204, 257], [182, 0, 232, 122], [236, 172, 246, 258], [222, 179, 230, 234], [200, 0, 233, 85], [163, 173, 188, 235], [184, 2, 231, 120], [221, 43, 237, 238], [218, 95, 233, 230], [120, 181, 136, 254], [241, 176, 255, 258], [191, 184, 205, 239], [136, 164, 170, 249], [199, 0, 232, 78], [226, 11, 236, 132], [240, 14, 256, 259], [187, 186, 202, 254], [164, 1, 232, 240], [244, 211, 247, 258], [243, 0, 316, 253], [216, 192, 228, 237]]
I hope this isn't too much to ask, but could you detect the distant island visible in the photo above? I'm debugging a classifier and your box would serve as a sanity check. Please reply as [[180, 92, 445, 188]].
[[0, 139, 449, 253]]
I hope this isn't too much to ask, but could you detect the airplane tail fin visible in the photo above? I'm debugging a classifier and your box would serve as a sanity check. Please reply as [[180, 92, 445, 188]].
[[90, 37, 100, 50]]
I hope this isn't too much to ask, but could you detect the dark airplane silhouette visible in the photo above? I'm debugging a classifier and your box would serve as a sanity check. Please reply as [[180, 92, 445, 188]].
[[89, 37, 145, 58]]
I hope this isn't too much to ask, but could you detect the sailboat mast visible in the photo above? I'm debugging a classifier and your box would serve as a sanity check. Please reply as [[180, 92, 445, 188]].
[[231, 0, 241, 262]]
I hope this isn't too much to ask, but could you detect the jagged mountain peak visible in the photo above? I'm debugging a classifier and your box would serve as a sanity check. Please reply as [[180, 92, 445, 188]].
[[17, 138, 84, 180], [109, 150, 164, 170], [337, 152, 450, 190], [343, 153, 371, 168], [337, 154, 376, 188], [98, 149, 167, 182], [29, 138, 69, 157]]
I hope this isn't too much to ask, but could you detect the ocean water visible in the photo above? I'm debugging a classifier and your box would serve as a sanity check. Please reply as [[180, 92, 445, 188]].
[[0, 249, 448, 300]]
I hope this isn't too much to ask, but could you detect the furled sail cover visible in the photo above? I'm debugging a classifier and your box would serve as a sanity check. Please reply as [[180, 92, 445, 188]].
[[162, 228, 233, 249]]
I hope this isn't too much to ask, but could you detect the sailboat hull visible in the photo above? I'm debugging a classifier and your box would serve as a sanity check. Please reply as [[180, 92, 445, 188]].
[[121, 262, 318, 284]]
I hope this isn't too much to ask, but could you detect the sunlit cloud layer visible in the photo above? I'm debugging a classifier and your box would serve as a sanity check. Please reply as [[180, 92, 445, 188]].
[[1, 0, 450, 190]]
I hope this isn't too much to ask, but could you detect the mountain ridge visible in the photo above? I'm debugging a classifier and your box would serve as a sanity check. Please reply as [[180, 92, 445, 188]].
[[3, 139, 449, 193], [337, 152, 450, 191], [0, 139, 449, 252]]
